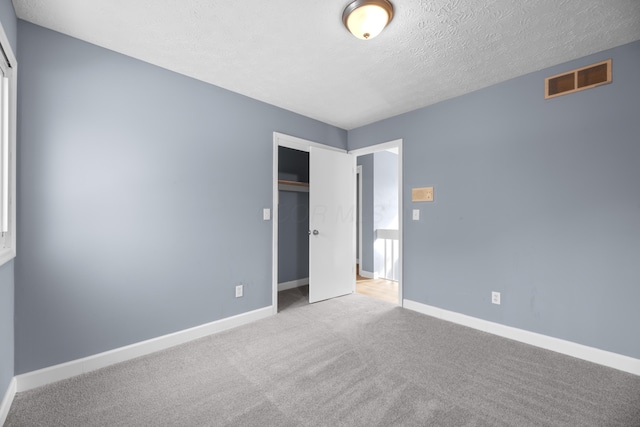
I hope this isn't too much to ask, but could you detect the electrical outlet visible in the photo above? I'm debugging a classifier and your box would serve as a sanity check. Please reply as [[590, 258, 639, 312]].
[[491, 291, 501, 305], [235, 285, 243, 298]]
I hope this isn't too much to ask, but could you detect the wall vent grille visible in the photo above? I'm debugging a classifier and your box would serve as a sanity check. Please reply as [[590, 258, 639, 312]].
[[545, 59, 611, 99]]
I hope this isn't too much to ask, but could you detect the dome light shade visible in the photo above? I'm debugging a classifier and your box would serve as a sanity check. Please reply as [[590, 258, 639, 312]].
[[342, 0, 394, 40]]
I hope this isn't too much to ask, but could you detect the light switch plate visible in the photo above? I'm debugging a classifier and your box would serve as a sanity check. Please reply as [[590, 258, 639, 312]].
[[412, 209, 420, 220], [263, 208, 271, 220]]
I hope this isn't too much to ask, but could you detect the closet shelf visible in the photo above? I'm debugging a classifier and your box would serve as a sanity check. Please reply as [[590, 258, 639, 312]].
[[278, 180, 309, 193]]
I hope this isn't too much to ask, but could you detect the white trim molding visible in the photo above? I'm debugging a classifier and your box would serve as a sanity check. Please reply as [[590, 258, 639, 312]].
[[348, 139, 403, 157], [16, 306, 273, 392], [278, 278, 309, 292], [274, 132, 346, 154], [0, 15, 18, 267], [0, 377, 17, 425], [358, 269, 379, 279], [404, 299, 640, 376], [357, 165, 362, 272]]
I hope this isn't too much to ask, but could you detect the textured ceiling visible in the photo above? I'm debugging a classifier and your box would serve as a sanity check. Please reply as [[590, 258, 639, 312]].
[[11, 0, 640, 130]]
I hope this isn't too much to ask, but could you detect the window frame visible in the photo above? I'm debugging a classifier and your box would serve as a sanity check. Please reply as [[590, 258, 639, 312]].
[[0, 22, 17, 266]]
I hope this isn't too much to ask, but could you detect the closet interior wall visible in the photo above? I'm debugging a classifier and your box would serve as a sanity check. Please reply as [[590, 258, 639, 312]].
[[277, 147, 310, 287]]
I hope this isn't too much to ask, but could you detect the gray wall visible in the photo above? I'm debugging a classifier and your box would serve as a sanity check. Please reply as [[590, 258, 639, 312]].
[[278, 146, 309, 183], [357, 154, 374, 273], [0, 262, 14, 400], [15, 21, 346, 374], [0, 0, 16, 400], [373, 151, 398, 278], [278, 191, 309, 283], [0, 0, 16, 53], [348, 40, 640, 359]]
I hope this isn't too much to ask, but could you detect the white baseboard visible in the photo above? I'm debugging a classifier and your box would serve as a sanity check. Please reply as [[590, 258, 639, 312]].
[[0, 377, 17, 425], [359, 269, 378, 279], [278, 278, 309, 292], [16, 306, 273, 392], [403, 299, 640, 376]]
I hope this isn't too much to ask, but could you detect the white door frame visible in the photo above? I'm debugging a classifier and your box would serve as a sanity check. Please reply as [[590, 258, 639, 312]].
[[272, 132, 347, 315], [349, 139, 403, 306], [357, 165, 363, 267]]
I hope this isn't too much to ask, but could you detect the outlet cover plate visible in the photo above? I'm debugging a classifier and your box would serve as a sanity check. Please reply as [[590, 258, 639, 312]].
[[492, 291, 501, 305]]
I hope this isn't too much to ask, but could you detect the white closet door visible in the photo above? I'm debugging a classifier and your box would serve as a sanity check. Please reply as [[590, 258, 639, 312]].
[[308, 146, 355, 303]]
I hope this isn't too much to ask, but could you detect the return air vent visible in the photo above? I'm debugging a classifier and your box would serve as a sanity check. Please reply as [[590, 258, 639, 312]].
[[545, 59, 611, 99]]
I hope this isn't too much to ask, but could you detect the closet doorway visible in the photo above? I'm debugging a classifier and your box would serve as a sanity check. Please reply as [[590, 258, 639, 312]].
[[272, 133, 355, 313]]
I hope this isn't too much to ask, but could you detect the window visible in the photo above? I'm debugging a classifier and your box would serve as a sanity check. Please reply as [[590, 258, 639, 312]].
[[0, 24, 16, 266]]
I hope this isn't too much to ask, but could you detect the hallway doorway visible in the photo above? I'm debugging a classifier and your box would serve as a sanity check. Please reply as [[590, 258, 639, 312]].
[[350, 139, 403, 306]]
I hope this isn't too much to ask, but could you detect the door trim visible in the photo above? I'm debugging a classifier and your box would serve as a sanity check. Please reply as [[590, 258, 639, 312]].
[[349, 139, 403, 306], [357, 165, 363, 267], [272, 132, 347, 314]]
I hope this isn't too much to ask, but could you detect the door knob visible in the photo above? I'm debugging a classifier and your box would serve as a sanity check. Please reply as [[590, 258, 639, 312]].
[[312, 229, 319, 235]]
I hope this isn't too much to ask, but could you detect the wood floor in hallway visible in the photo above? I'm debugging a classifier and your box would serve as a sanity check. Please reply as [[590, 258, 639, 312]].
[[356, 267, 398, 304]]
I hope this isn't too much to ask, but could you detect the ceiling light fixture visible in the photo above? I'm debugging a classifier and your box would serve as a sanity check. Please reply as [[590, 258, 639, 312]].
[[342, 0, 394, 40]]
